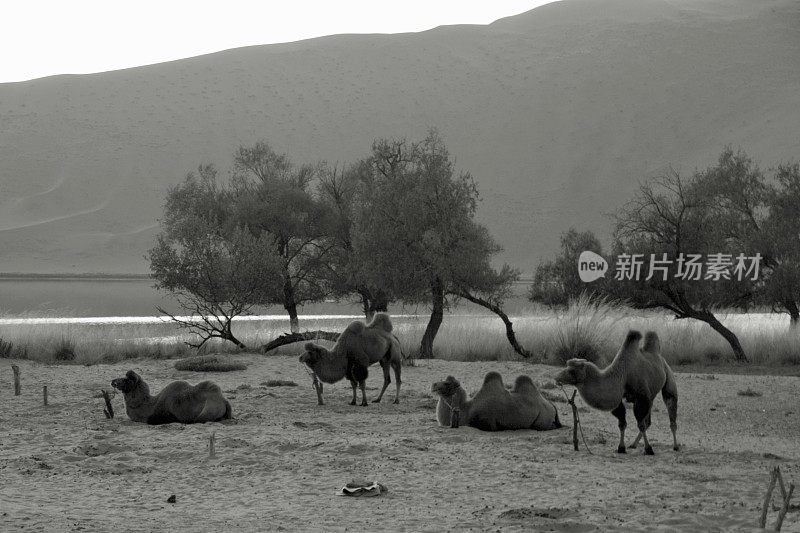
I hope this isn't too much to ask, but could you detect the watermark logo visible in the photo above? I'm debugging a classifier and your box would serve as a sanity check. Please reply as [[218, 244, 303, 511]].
[[578, 251, 608, 282], [578, 251, 762, 282]]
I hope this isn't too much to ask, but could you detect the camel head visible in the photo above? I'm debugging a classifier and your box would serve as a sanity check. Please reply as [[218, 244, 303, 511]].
[[554, 358, 591, 386], [299, 342, 328, 369], [431, 375, 462, 397], [111, 370, 148, 394]]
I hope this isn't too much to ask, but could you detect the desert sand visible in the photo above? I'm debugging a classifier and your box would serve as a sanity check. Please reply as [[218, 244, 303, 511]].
[[1, 355, 798, 532]]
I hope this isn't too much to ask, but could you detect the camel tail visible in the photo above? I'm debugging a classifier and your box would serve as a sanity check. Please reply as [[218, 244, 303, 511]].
[[223, 399, 233, 420], [367, 312, 393, 333], [551, 401, 563, 429], [643, 331, 660, 354], [662, 363, 678, 402]]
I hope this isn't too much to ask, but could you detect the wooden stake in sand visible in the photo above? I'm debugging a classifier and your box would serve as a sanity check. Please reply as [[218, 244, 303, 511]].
[[559, 386, 591, 454], [208, 431, 217, 458], [43, 385, 48, 406], [101, 389, 114, 419], [12, 364, 20, 396], [760, 466, 796, 531], [568, 390, 579, 451]]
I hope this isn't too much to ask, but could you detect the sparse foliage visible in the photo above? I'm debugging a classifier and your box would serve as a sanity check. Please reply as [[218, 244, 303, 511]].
[[353, 130, 520, 358], [148, 168, 284, 349], [230, 142, 337, 332], [529, 228, 606, 307], [610, 168, 752, 362]]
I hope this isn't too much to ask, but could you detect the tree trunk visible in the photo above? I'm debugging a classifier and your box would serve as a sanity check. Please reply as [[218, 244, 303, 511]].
[[361, 294, 373, 322], [454, 288, 534, 360], [283, 276, 300, 333], [372, 289, 388, 313], [419, 277, 444, 359], [359, 288, 389, 321], [222, 321, 247, 349], [225, 332, 247, 350], [695, 310, 749, 362], [262, 330, 341, 352], [784, 299, 800, 329]]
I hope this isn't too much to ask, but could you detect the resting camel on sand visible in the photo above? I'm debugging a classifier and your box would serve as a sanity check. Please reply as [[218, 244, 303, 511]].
[[111, 370, 232, 424], [554, 330, 678, 455], [431, 372, 562, 431], [299, 312, 402, 406]]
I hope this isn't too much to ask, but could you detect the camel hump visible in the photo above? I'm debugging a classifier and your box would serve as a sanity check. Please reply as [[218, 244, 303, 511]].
[[482, 371, 504, 389], [623, 330, 642, 348], [642, 331, 660, 354], [195, 381, 222, 394], [344, 320, 366, 336], [367, 312, 393, 333], [512, 375, 536, 393]]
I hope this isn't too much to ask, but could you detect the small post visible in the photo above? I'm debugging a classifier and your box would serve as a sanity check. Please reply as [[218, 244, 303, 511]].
[[209, 431, 216, 458], [12, 364, 20, 396], [43, 385, 48, 406], [569, 390, 579, 452], [450, 407, 460, 429], [101, 389, 114, 419], [775, 483, 795, 531], [760, 467, 778, 529]]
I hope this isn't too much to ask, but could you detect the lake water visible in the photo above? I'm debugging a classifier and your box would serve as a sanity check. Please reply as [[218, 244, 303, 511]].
[[0, 278, 378, 318], [0, 279, 181, 317], [0, 278, 536, 318]]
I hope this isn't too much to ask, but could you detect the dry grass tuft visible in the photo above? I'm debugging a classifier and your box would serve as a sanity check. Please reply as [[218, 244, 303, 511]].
[[174, 355, 247, 372], [262, 379, 298, 387], [736, 387, 763, 397]]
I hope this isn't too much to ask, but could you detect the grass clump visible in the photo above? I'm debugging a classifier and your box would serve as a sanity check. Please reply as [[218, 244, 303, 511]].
[[547, 294, 623, 365], [737, 387, 763, 397], [174, 354, 247, 372], [53, 336, 77, 361], [0, 338, 26, 359], [262, 379, 298, 387]]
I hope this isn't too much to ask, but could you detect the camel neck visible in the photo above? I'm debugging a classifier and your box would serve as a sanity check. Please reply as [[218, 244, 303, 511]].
[[313, 351, 348, 383], [124, 388, 155, 412], [601, 348, 629, 379]]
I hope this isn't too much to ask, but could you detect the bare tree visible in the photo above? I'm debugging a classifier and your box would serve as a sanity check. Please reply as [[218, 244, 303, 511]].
[[612, 170, 752, 362]]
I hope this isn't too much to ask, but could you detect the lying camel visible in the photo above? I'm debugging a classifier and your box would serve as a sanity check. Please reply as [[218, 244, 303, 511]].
[[111, 370, 232, 424], [554, 330, 678, 455], [431, 372, 561, 431], [299, 312, 402, 406]]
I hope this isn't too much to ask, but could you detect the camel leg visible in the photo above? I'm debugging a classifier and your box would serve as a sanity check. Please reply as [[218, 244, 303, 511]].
[[629, 412, 650, 448], [662, 388, 679, 451], [633, 399, 655, 455], [349, 363, 369, 407], [611, 403, 627, 454], [392, 359, 401, 404], [349, 378, 358, 406], [373, 360, 391, 403], [315, 381, 325, 406]]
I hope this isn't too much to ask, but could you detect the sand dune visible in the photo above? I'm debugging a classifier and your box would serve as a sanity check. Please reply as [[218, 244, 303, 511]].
[[1, 0, 798, 273], [1, 355, 798, 531]]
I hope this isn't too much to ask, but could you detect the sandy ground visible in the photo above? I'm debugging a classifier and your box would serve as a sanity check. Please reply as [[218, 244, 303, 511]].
[[1, 355, 799, 532]]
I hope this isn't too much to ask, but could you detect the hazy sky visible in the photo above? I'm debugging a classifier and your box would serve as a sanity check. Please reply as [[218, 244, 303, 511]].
[[2, 1, 556, 83]]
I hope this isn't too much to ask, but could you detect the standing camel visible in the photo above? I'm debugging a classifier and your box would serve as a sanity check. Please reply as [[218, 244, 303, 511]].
[[299, 313, 402, 406], [554, 330, 678, 455]]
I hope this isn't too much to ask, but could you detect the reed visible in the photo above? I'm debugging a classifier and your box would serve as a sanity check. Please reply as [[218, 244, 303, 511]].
[[1, 302, 798, 368]]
